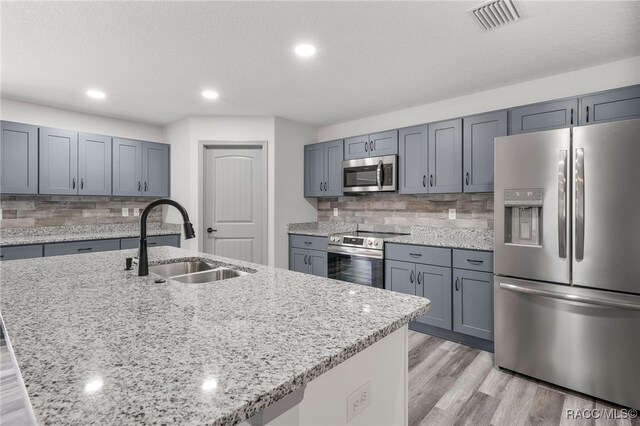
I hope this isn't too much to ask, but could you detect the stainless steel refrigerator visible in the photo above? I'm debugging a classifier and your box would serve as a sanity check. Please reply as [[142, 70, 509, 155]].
[[494, 118, 640, 409]]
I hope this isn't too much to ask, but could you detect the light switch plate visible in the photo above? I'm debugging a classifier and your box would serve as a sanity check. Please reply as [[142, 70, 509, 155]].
[[448, 208, 456, 219], [133, 208, 140, 217], [346, 381, 371, 422], [122, 208, 129, 217]]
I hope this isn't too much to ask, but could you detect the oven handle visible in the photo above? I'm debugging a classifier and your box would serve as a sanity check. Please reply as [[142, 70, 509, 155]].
[[327, 245, 384, 260]]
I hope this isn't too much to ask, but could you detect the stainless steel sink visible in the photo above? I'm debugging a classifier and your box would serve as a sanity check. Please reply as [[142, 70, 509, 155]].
[[148, 260, 249, 283]]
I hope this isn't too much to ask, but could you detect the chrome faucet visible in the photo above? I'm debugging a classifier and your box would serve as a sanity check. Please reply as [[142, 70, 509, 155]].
[[138, 198, 196, 276]]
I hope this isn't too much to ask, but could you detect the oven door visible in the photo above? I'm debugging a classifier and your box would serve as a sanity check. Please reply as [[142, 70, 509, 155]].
[[327, 246, 384, 289], [342, 155, 397, 193]]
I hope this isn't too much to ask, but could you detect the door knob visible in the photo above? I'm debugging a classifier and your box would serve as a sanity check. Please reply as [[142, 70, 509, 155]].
[[207, 227, 217, 233]]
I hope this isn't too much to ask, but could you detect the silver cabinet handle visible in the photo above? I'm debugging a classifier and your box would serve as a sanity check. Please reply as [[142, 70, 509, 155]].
[[575, 148, 585, 261], [499, 282, 640, 311], [410, 270, 414, 283], [558, 149, 568, 259], [304, 255, 308, 265], [455, 277, 460, 291], [376, 159, 383, 190]]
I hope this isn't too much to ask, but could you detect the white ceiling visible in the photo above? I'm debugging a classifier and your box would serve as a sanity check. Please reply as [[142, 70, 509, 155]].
[[1, 1, 639, 127]]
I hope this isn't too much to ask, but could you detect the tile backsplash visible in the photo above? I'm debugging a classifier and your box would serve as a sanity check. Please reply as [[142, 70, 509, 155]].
[[317, 193, 494, 229], [0, 195, 162, 228]]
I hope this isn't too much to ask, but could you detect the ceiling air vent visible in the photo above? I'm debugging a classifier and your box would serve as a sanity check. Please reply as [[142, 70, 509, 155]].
[[469, 0, 521, 31]]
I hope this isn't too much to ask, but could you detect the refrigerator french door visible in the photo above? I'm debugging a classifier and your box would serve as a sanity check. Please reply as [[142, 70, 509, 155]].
[[494, 118, 640, 409]]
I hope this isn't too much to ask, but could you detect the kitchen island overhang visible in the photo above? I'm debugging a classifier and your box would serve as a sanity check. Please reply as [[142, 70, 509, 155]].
[[0, 246, 429, 425]]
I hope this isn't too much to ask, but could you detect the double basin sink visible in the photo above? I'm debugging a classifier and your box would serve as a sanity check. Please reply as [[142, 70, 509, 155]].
[[149, 260, 250, 283]]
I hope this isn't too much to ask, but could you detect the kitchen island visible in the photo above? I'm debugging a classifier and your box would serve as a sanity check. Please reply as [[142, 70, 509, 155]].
[[0, 246, 429, 425]]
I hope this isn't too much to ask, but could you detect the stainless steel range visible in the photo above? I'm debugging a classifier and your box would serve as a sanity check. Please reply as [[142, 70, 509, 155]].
[[327, 231, 407, 289]]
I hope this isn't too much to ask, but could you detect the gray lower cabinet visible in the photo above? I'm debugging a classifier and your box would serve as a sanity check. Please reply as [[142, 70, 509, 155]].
[[1, 121, 38, 194], [113, 138, 143, 196], [580, 84, 640, 125], [44, 239, 121, 257], [120, 234, 181, 249], [39, 127, 78, 195], [0, 244, 43, 261], [398, 125, 428, 194], [344, 131, 398, 160], [142, 142, 170, 197], [304, 140, 344, 198], [453, 268, 493, 341], [288, 235, 328, 277], [463, 110, 507, 193], [78, 133, 112, 196], [509, 98, 578, 135], [428, 119, 462, 193]]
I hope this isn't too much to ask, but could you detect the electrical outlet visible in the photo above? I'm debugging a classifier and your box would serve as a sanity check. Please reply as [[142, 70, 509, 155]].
[[448, 208, 456, 220], [333, 208, 339, 217], [346, 381, 371, 422], [0, 209, 3, 219], [133, 208, 140, 217], [122, 208, 129, 217]]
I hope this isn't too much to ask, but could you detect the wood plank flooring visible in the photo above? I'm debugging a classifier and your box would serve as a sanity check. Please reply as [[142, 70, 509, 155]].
[[0, 330, 34, 425], [408, 330, 639, 426]]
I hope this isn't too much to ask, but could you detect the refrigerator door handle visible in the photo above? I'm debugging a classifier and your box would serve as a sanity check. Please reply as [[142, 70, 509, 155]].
[[575, 148, 585, 261], [499, 282, 640, 311], [558, 150, 568, 258]]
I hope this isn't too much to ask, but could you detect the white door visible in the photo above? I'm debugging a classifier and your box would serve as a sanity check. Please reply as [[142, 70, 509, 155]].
[[203, 146, 265, 264]]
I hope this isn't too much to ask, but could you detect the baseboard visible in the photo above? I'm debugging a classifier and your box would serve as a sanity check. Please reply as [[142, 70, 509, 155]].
[[409, 322, 494, 353]]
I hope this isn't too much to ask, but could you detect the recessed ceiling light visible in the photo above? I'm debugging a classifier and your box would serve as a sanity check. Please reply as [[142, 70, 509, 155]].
[[294, 44, 316, 58], [86, 89, 106, 99], [201, 90, 219, 100]]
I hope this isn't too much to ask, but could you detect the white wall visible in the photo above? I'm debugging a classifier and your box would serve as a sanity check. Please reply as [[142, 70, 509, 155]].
[[318, 56, 640, 141], [0, 98, 163, 142], [273, 117, 318, 268]]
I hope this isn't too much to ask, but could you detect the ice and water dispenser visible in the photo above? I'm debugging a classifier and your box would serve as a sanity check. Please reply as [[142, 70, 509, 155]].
[[504, 188, 543, 246]]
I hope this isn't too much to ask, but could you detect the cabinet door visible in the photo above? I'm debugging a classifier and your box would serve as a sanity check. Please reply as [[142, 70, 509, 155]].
[[0, 121, 38, 194], [369, 130, 398, 156], [428, 119, 462, 193], [453, 269, 493, 341], [308, 249, 328, 277], [510, 98, 578, 135], [304, 143, 324, 197], [323, 140, 344, 197], [398, 125, 428, 194], [463, 111, 507, 193], [385, 260, 416, 295], [39, 127, 78, 195], [142, 142, 170, 197], [289, 247, 310, 274], [580, 85, 640, 125], [112, 138, 143, 196], [415, 264, 452, 330], [78, 133, 112, 195], [344, 135, 370, 160]]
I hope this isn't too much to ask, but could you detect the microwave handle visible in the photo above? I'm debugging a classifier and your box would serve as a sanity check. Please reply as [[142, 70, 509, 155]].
[[376, 160, 383, 190]]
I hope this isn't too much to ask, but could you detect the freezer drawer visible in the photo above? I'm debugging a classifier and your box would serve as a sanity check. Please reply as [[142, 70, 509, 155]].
[[495, 276, 640, 409]]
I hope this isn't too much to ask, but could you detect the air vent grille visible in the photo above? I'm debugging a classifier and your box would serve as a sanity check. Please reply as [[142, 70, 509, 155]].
[[469, 0, 521, 31]]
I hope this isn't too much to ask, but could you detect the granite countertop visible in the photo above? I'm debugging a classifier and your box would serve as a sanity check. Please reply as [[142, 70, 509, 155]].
[[286, 222, 357, 237], [0, 223, 182, 247], [0, 247, 429, 425]]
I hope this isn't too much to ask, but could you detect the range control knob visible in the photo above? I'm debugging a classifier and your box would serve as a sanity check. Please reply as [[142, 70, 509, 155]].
[[374, 240, 379, 246], [367, 239, 373, 247]]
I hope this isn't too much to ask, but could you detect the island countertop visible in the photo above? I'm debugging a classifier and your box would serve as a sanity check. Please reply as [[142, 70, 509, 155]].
[[0, 247, 429, 425]]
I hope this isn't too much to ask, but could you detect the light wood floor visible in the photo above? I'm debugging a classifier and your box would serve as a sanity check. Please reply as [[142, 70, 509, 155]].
[[0, 330, 33, 425], [408, 330, 639, 426]]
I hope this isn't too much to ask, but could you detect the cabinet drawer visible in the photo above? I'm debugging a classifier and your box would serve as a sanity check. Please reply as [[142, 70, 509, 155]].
[[453, 249, 493, 272], [121, 234, 181, 250], [289, 234, 327, 251], [385, 243, 451, 267], [0, 244, 43, 261], [44, 239, 120, 257]]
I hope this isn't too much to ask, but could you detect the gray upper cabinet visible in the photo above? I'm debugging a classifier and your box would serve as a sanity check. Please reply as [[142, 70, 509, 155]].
[[142, 142, 170, 197], [344, 131, 398, 160], [453, 268, 493, 341], [78, 133, 112, 196], [510, 98, 578, 135], [463, 111, 507, 193], [398, 125, 428, 194], [580, 85, 640, 125], [112, 138, 143, 196], [344, 135, 370, 160], [428, 119, 462, 193], [304, 140, 343, 198], [0, 121, 38, 194], [39, 127, 78, 195], [417, 263, 452, 329]]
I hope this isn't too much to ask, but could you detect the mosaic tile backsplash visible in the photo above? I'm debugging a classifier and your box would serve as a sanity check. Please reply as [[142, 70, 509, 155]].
[[317, 193, 494, 230], [0, 195, 162, 228]]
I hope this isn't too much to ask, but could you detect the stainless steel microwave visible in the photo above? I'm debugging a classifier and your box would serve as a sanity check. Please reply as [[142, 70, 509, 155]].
[[342, 155, 397, 193]]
